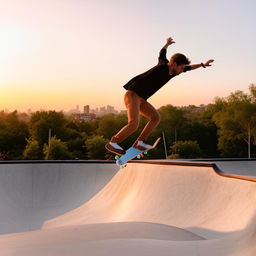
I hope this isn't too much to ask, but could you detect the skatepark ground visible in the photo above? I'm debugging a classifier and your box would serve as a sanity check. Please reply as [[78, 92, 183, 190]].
[[0, 159, 255, 255]]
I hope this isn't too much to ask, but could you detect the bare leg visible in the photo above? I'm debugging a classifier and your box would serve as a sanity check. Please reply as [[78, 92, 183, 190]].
[[137, 101, 160, 142], [111, 91, 144, 143]]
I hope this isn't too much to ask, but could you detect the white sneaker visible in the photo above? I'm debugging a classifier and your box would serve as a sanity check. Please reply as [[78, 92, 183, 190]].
[[105, 142, 126, 155], [109, 142, 124, 151], [135, 141, 153, 151]]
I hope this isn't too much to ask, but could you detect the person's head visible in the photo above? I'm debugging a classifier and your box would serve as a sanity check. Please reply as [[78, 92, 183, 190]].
[[169, 53, 191, 75]]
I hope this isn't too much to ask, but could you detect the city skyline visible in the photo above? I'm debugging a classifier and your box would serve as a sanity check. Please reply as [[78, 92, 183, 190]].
[[1, 104, 123, 115], [1, 0, 255, 112]]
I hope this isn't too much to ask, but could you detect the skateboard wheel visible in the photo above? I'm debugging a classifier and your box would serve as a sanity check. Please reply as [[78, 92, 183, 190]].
[[144, 151, 148, 155], [116, 159, 122, 166], [115, 155, 119, 160], [137, 155, 141, 159]]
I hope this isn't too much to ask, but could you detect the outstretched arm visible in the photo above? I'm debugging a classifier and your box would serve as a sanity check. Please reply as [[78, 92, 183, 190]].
[[190, 59, 214, 70], [159, 37, 175, 64], [162, 37, 175, 49]]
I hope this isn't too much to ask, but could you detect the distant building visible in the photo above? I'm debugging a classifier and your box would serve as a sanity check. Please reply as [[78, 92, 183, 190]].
[[71, 104, 120, 118], [106, 105, 114, 112], [73, 113, 96, 121], [84, 105, 90, 114], [69, 105, 80, 114], [92, 105, 119, 116], [100, 107, 106, 113]]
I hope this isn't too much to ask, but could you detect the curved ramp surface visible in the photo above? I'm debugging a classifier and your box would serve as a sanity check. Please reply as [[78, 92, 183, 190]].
[[0, 160, 256, 256], [0, 162, 118, 234], [44, 162, 256, 238]]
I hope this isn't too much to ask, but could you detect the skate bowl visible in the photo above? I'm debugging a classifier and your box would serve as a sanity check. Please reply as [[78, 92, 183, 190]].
[[0, 159, 255, 256], [0, 161, 119, 234]]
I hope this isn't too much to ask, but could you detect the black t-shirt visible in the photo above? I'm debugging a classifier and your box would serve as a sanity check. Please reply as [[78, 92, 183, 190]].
[[123, 48, 191, 100]]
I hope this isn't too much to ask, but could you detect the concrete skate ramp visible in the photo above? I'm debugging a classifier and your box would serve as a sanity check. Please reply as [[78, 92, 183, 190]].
[[0, 161, 119, 234], [213, 160, 256, 178], [0, 160, 256, 256], [43, 161, 256, 238]]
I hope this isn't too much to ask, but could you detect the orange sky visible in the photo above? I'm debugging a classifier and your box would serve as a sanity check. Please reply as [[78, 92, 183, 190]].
[[0, 0, 255, 112]]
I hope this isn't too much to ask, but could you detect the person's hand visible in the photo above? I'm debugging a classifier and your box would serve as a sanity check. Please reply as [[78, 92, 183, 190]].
[[166, 37, 175, 45], [204, 59, 214, 67]]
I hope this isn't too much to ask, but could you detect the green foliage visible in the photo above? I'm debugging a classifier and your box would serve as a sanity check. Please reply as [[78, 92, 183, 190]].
[[44, 136, 73, 160], [0, 111, 29, 159], [23, 138, 42, 160], [85, 135, 108, 159], [150, 105, 185, 158], [29, 111, 68, 147], [97, 114, 127, 139], [180, 118, 218, 158], [66, 136, 88, 159], [170, 140, 201, 159], [95, 113, 148, 150], [155, 104, 218, 158], [1, 84, 255, 160], [167, 154, 180, 159], [213, 85, 256, 157], [157, 105, 185, 141], [76, 120, 99, 136], [249, 84, 256, 100]]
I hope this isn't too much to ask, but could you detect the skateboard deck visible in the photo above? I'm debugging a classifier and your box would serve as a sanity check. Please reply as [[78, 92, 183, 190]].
[[116, 137, 161, 167]]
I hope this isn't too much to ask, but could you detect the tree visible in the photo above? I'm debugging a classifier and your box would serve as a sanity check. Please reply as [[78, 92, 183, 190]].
[[0, 111, 29, 159], [29, 111, 68, 147], [75, 119, 99, 136], [152, 105, 186, 158], [97, 114, 127, 139], [213, 85, 256, 157], [181, 105, 219, 158], [44, 136, 73, 160], [169, 140, 201, 159], [157, 105, 185, 142], [66, 136, 88, 159], [23, 138, 42, 160], [85, 135, 108, 159]]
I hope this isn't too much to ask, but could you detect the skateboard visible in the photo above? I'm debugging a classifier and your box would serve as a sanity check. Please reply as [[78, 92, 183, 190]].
[[115, 137, 161, 168]]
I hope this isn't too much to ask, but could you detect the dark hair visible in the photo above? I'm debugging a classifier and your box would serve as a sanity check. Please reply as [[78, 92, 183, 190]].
[[170, 53, 191, 65]]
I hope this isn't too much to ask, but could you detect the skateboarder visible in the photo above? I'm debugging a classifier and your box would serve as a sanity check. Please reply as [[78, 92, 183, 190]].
[[105, 37, 214, 155]]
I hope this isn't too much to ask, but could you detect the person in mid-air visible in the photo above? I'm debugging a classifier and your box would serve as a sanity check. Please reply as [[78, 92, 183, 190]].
[[105, 37, 214, 155]]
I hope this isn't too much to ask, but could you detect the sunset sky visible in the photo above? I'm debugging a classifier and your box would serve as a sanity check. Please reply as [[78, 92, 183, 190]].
[[0, 0, 255, 112]]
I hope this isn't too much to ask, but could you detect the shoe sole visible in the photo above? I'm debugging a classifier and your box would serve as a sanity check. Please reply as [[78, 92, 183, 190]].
[[134, 146, 153, 151], [105, 144, 125, 156]]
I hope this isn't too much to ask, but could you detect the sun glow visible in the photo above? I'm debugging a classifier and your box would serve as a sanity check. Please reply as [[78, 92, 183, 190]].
[[0, 26, 33, 60], [0, 25, 39, 87]]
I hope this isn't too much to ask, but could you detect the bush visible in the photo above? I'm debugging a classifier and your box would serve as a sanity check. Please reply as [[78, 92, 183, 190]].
[[44, 136, 73, 160], [85, 135, 108, 159], [23, 138, 42, 160], [169, 140, 201, 159], [167, 154, 180, 159]]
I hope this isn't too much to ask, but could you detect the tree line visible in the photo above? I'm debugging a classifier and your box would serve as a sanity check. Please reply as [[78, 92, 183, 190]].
[[0, 85, 255, 160]]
